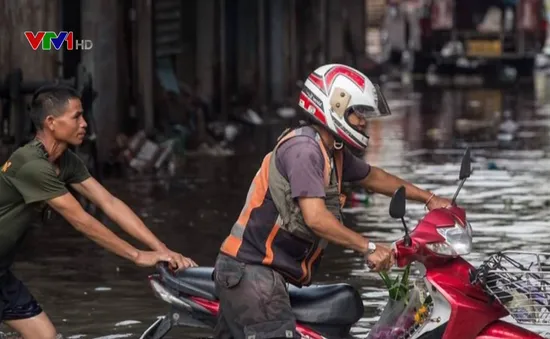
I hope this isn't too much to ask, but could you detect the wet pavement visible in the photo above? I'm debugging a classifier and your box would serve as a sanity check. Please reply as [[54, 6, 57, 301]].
[[3, 75, 550, 338]]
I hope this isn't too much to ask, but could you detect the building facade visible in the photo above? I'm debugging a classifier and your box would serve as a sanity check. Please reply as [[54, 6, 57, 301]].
[[0, 0, 370, 162]]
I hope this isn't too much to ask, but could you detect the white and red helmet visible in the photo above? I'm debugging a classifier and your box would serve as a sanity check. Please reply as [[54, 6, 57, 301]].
[[298, 64, 391, 151]]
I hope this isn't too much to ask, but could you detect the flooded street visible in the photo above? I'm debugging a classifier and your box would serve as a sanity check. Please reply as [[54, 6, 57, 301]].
[[3, 78, 550, 338]]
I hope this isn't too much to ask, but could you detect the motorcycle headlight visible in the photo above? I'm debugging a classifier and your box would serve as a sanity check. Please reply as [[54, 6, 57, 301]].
[[426, 220, 473, 257]]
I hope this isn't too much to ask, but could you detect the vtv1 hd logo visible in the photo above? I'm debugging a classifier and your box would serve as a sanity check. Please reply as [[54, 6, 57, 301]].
[[24, 31, 93, 51]]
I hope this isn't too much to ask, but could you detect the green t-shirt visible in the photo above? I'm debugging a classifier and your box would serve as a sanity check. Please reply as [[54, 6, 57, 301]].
[[0, 140, 91, 269]]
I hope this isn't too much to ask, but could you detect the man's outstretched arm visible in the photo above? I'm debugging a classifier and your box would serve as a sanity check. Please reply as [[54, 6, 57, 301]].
[[49, 192, 187, 267], [72, 177, 166, 251], [71, 178, 197, 269], [359, 166, 451, 209], [48, 192, 143, 263]]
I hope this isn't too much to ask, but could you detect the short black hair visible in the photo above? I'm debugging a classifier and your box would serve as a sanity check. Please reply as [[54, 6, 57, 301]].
[[30, 84, 80, 130]]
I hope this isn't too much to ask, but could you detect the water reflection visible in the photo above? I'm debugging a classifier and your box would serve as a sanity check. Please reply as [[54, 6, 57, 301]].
[[344, 80, 550, 338], [3, 78, 550, 338]]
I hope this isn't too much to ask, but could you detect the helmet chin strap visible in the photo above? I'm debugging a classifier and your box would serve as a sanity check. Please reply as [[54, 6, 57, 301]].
[[333, 140, 344, 150]]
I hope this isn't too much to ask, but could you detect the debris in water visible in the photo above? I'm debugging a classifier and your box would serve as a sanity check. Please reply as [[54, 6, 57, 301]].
[[349, 189, 372, 207], [487, 162, 500, 170], [241, 108, 263, 125], [187, 142, 235, 157], [277, 106, 296, 119], [115, 320, 141, 326], [224, 124, 239, 141], [94, 287, 112, 292], [117, 130, 177, 174]]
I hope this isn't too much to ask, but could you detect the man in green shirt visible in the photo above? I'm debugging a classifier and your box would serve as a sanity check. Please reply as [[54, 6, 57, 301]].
[[0, 85, 197, 338]]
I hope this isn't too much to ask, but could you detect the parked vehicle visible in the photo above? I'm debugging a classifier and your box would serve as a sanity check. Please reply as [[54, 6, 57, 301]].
[[416, 0, 548, 75]]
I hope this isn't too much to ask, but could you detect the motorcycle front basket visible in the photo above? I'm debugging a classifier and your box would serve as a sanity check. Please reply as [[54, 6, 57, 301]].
[[475, 251, 550, 326]]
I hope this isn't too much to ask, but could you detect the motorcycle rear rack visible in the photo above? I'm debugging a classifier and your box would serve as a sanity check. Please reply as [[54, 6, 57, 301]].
[[474, 251, 550, 326]]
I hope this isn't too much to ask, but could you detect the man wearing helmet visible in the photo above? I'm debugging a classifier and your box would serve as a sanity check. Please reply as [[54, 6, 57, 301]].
[[213, 64, 451, 339]]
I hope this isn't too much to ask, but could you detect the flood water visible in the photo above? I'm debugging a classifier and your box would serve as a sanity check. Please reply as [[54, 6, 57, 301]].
[[3, 76, 550, 338]]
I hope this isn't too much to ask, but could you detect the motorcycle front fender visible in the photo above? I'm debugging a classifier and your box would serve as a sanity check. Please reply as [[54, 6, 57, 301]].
[[476, 320, 545, 339]]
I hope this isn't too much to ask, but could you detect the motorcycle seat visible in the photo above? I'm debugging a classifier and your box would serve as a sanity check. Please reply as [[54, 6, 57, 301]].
[[289, 283, 364, 326], [159, 266, 363, 326], [160, 266, 218, 300]]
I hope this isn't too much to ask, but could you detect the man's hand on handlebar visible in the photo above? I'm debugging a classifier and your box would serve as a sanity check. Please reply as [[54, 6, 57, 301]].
[[159, 248, 198, 270], [134, 249, 198, 270], [365, 243, 394, 272], [426, 195, 452, 210]]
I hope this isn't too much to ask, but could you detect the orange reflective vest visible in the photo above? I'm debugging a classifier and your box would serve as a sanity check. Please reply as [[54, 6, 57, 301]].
[[220, 127, 344, 286]]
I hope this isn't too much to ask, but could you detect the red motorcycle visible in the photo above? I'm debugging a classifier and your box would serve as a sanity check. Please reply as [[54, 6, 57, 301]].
[[140, 149, 549, 339]]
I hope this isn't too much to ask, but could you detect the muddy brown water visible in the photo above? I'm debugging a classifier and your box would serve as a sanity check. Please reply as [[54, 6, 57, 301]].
[[3, 79, 550, 338]]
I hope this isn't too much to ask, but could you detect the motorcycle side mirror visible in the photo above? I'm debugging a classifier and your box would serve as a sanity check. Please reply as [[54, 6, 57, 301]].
[[459, 148, 472, 180], [389, 186, 412, 246], [389, 186, 406, 219], [452, 148, 472, 205]]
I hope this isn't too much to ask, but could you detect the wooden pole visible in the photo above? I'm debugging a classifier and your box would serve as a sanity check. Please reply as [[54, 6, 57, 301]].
[[289, 0, 298, 91], [81, 0, 121, 163], [219, 0, 228, 121], [135, 0, 154, 132], [257, 0, 267, 107], [196, 0, 215, 105]]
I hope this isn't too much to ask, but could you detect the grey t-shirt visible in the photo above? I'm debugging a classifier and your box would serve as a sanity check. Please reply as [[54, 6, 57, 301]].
[[275, 136, 371, 199]]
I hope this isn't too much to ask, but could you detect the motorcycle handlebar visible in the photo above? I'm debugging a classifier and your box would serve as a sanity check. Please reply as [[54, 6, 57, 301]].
[[155, 261, 173, 276]]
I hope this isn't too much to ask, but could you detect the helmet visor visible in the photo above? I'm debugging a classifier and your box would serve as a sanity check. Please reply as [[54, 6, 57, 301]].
[[351, 84, 391, 119], [344, 84, 391, 135]]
